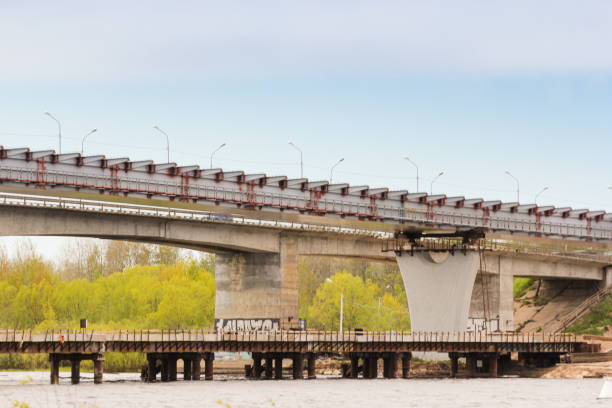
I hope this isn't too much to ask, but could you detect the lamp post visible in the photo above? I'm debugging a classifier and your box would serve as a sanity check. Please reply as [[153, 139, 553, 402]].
[[430, 171, 444, 195], [44, 112, 62, 154], [404, 157, 419, 192], [505, 170, 520, 203], [535, 186, 549, 204], [210, 143, 226, 169], [326, 278, 343, 331], [153, 125, 170, 163], [288, 141, 303, 178], [329, 158, 344, 183], [81, 129, 98, 155]]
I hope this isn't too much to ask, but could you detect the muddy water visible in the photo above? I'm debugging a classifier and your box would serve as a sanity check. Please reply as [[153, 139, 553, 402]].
[[0, 371, 606, 407]]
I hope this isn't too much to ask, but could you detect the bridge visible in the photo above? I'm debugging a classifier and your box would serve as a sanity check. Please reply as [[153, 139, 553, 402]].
[[0, 329, 589, 384], [0, 145, 611, 334]]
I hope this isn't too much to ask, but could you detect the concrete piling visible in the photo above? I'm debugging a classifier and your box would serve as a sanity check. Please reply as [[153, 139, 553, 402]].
[[147, 354, 157, 382], [292, 353, 304, 379], [169, 356, 178, 381], [350, 355, 359, 378], [265, 355, 274, 379], [161, 357, 169, 382]]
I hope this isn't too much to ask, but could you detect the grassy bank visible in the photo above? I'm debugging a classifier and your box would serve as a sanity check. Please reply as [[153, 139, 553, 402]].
[[565, 294, 612, 335]]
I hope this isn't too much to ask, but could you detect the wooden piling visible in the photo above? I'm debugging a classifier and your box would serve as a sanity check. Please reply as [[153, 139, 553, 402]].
[[401, 352, 411, 379], [71, 358, 80, 384], [147, 354, 157, 382], [192, 355, 201, 381], [253, 353, 262, 379], [50, 354, 60, 385], [204, 353, 214, 381], [274, 355, 283, 379], [449, 353, 459, 378], [293, 353, 304, 379], [93, 355, 104, 385], [351, 355, 359, 379], [307, 353, 316, 379], [183, 358, 192, 381]]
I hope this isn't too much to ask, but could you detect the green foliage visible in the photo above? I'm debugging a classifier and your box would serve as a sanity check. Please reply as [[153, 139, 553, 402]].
[[305, 270, 410, 331], [513, 278, 534, 299], [0, 247, 216, 331], [566, 294, 612, 335]]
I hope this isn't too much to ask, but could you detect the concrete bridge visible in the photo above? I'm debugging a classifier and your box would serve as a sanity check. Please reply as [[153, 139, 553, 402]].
[[0, 191, 609, 334], [0, 145, 611, 333]]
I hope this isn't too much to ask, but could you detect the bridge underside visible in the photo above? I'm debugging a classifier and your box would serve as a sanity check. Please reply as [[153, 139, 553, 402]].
[[0, 204, 610, 332]]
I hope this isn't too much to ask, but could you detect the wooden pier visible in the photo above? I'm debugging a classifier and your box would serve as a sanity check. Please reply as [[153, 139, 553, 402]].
[[0, 330, 592, 384]]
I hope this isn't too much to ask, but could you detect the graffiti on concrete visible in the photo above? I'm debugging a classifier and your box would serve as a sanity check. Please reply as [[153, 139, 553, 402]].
[[467, 317, 500, 332], [215, 318, 280, 331]]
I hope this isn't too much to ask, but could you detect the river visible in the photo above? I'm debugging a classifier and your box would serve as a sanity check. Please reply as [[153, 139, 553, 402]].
[[0, 371, 607, 407]]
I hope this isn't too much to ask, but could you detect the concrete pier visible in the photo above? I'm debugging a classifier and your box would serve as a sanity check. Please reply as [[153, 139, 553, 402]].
[[401, 352, 411, 379], [292, 353, 304, 379], [274, 355, 283, 379], [307, 353, 316, 379]]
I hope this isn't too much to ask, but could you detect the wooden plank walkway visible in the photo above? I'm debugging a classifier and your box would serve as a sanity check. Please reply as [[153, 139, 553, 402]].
[[0, 330, 585, 354]]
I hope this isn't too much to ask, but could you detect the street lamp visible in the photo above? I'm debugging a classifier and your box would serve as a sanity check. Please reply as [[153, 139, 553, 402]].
[[505, 170, 520, 203], [329, 158, 344, 183], [81, 129, 98, 155], [535, 187, 549, 204], [153, 125, 170, 163], [44, 112, 62, 154], [430, 171, 444, 195], [404, 157, 419, 192], [288, 141, 303, 178], [326, 278, 343, 332], [210, 143, 226, 169]]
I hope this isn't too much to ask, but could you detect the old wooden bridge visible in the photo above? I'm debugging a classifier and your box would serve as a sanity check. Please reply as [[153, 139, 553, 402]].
[[0, 330, 592, 384]]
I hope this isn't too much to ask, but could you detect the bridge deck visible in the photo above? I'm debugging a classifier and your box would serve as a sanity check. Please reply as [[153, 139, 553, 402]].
[[0, 330, 584, 354]]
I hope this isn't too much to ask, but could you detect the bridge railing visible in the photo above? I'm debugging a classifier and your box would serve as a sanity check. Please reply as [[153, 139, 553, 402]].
[[1, 165, 611, 241], [0, 329, 580, 345]]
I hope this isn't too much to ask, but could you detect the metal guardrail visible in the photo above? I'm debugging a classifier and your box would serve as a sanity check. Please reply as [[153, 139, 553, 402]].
[[558, 287, 612, 332], [1, 165, 611, 241], [0, 192, 391, 239]]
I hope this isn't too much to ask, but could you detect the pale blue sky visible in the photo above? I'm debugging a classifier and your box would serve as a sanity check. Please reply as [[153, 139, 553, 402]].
[[1, 1, 611, 258]]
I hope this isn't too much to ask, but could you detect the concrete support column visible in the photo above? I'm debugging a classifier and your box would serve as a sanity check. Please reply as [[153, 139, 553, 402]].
[[307, 353, 316, 379], [265, 355, 274, 379], [93, 356, 104, 385], [449, 353, 459, 378], [50, 355, 60, 385], [363, 356, 370, 378], [183, 358, 192, 381], [397, 252, 480, 331], [169, 356, 178, 381], [253, 353, 262, 378], [498, 264, 515, 331], [215, 234, 298, 329], [351, 355, 359, 378], [192, 355, 201, 381], [147, 354, 157, 382], [602, 266, 612, 289], [70, 358, 80, 385], [401, 353, 411, 379], [274, 355, 283, 379], [292, 353, 304, 379], [205, 353, 214, 381], [161, 357, 169, 382]]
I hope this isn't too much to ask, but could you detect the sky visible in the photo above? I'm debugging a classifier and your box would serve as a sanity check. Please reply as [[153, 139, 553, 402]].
[[1, 1, 611, 259]]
